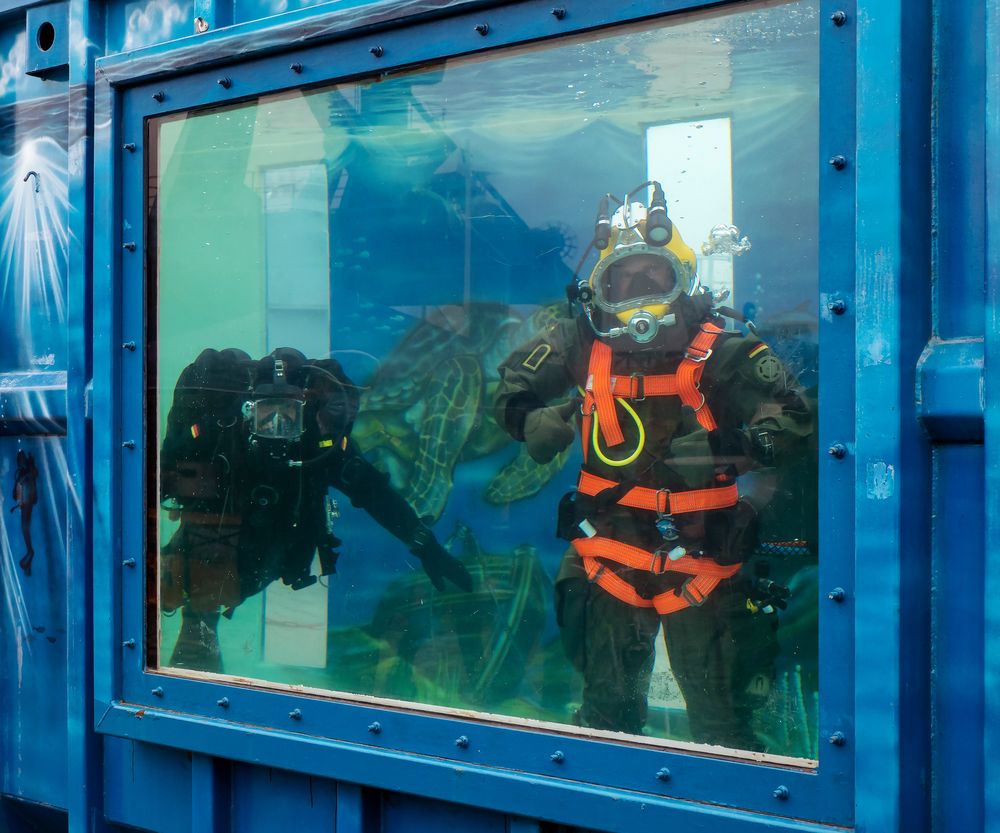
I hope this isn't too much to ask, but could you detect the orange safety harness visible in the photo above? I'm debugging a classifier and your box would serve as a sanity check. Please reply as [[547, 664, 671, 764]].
[[574, 320, 741, 615]]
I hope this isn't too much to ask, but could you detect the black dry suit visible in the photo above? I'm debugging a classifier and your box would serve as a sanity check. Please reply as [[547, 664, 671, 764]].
[[159, 347, 471, 635]]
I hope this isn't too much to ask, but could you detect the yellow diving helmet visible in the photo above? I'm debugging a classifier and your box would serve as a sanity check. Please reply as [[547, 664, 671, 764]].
[[583, 182, 697, 343]]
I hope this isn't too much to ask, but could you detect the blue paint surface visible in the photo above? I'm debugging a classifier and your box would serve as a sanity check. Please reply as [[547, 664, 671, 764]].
[[0, 11, 73, 818], [0, 0, 989, 831]]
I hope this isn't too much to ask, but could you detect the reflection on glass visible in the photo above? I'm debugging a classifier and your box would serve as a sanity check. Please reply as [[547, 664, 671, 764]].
[[149, 0, 820, 761], [158, 348, 472, 669]]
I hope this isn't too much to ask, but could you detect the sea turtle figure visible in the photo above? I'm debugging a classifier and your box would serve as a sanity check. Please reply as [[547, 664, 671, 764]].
[[364, 521, 550, 708], [352, 301, 573, 521]]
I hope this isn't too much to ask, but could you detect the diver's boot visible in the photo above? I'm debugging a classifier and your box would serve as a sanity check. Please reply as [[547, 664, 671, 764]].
[[19, 550, 34, 577], [169, 609, 223, 673]]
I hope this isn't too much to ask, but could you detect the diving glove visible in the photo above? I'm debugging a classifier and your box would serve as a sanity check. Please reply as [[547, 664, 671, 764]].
[[409, 524, 473, 592], [524, 398, 579, 464]]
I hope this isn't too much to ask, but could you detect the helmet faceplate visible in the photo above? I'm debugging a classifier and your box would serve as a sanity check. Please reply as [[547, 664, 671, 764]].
[[588, 202, 697, 317]]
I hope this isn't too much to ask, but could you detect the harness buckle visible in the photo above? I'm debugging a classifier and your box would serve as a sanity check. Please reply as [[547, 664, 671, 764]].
[[679, 578, 708, 607], [684, 347, 713, 364], [650, 548, 671, 575], [655, 488, 672, 517], [580, 393, 596, 416], [629, 373, 645, 402]]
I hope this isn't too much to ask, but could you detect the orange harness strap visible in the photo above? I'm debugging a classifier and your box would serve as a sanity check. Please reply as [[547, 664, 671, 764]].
[[584, 559, 698, 615], [574, 322, 735, 614], [574, 537, 740, 616], [606, 373, 679, 398], [577, 470, 739, 515], [676, 322, 726, 431], [587, 341, 624, 446], [573, 536, 741, 579], [582, 323, 727, 450]]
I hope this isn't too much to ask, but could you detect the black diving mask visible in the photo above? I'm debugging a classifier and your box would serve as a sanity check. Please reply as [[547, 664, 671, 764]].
[[243, 359, 306, 441]]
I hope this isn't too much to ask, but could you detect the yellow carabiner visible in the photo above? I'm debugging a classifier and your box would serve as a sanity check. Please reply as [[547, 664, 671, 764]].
[[591, 397, 645, 467]]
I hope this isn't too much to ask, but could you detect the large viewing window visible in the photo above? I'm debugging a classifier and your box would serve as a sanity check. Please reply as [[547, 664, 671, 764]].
[[148, 0, 820, 763]]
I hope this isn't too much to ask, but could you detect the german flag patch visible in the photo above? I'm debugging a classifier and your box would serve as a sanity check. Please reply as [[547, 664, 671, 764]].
[[748, 343, 769, 359]]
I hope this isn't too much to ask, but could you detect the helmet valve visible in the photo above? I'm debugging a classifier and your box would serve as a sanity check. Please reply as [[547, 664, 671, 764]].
[[626, 309, 676, 343]]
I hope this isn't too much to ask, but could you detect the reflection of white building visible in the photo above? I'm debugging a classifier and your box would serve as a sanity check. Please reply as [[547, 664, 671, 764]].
[[647, 118, 736, 300]]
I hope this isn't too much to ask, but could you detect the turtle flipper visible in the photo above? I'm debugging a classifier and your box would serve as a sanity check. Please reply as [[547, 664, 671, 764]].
[[406, 355, 482, 521], [484, 443, 572, 506]]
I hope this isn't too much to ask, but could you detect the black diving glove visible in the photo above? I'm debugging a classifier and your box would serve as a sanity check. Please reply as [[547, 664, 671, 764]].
[[523, 398, 579, 464], [409, 524, 473, 592]]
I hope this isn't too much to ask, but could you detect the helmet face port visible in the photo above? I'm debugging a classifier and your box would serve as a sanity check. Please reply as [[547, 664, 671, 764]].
[[587, 190, 697, 323]]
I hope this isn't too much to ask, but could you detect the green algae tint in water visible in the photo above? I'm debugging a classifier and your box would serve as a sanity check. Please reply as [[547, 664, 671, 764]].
[[149, 0, 820, 762]]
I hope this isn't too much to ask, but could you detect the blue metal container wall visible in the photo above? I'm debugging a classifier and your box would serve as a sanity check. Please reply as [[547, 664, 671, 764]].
[[0, 0, 990, 832], [0, 4, 73, 815]]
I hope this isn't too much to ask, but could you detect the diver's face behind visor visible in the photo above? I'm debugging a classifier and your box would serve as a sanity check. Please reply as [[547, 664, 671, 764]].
[[601, 253, 677, 312], [251, 397, 304, 441]]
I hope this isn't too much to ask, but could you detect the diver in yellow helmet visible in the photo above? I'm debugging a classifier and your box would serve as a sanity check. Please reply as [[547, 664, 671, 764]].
[[578, 181, 704, 350], [494, 181, 814, 746]]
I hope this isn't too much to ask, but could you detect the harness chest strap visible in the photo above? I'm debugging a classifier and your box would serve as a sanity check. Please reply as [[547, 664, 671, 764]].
[[577, 469, 739, 515], [573, 535, 741, 578], [582, 321, 727, 451]]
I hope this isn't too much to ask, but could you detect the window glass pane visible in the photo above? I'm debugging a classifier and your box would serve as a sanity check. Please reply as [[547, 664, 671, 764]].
[[150, 0, 820, 762]]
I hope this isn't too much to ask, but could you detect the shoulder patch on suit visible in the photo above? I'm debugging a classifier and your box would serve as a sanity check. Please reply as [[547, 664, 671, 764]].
[[754, 354, 783, 384], [748, 343, 769, 359], [522, 343, 553, 372]]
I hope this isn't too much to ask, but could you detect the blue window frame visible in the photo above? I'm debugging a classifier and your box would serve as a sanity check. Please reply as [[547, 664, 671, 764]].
[[92, 0, 856, 828]]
